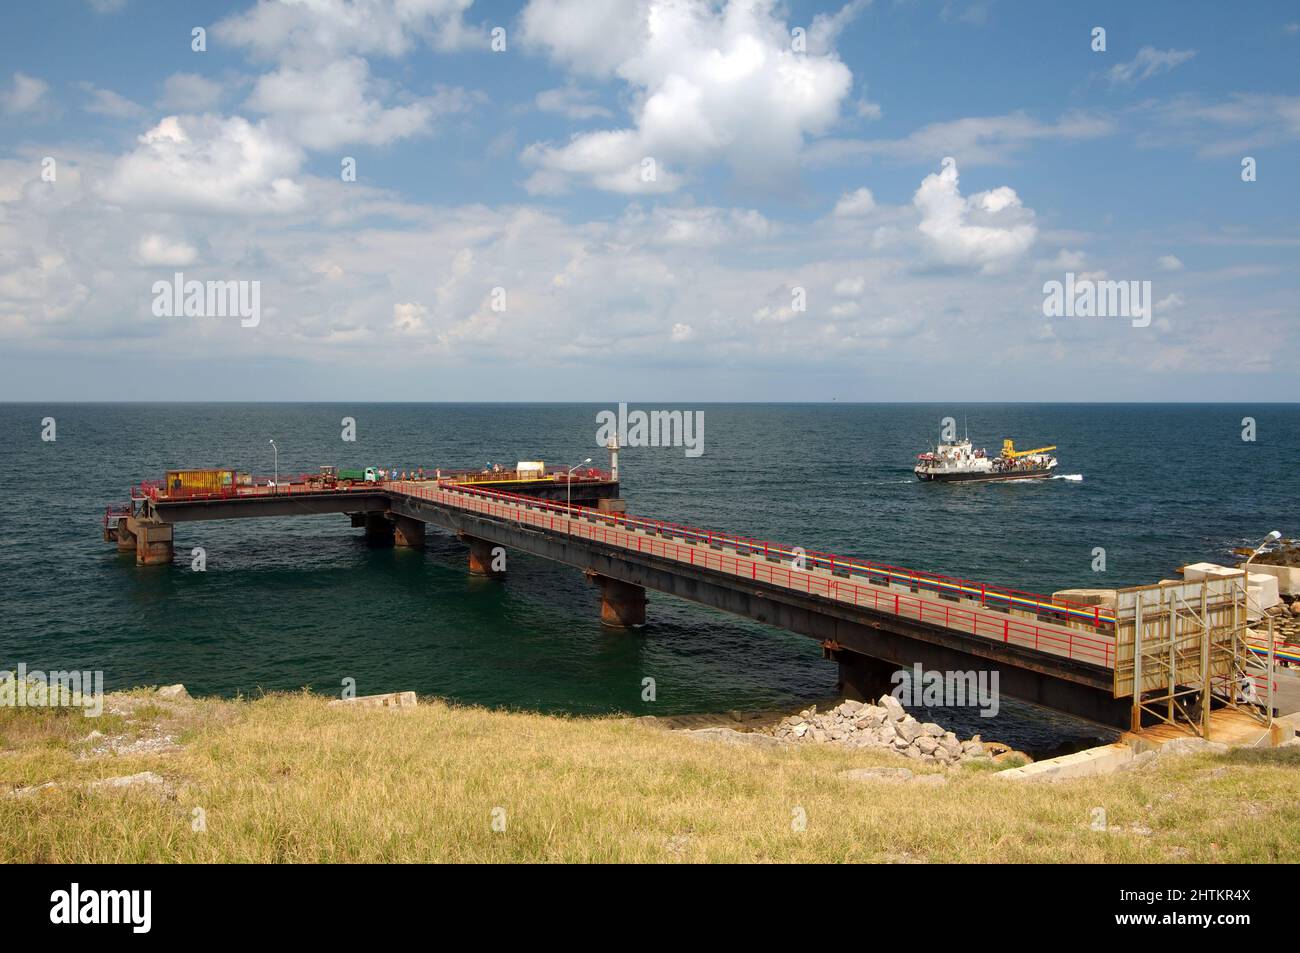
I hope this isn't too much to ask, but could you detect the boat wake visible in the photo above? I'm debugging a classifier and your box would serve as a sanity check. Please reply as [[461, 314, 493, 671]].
[[1052, 473, 1084, 482]]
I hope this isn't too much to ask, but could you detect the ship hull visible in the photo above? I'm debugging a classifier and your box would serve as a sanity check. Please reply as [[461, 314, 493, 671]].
[[915, 467, 1055, 483]]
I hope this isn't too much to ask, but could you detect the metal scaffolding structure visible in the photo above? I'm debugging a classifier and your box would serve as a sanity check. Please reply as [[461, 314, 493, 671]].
[[1113, 576, 1274, 737]]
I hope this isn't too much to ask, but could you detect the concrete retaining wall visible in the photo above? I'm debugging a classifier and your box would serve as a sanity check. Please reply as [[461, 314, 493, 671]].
[[995, 743, 1134, 781], [1239, 563, 1300, 597]]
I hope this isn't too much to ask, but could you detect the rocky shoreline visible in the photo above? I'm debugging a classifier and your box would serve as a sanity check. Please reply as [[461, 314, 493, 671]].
[[1259, 593, 1300, 651], [769, 696, 1028, 766], [674, 695, 1032, 768]]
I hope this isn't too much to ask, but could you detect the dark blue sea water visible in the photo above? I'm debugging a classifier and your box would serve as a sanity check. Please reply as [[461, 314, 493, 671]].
[[2, 403, 1294, 752]]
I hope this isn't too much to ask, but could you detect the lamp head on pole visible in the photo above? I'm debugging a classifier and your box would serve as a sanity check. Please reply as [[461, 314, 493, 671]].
[[1255, 530, 1282, 554], [1246, 529, 1282, 566]]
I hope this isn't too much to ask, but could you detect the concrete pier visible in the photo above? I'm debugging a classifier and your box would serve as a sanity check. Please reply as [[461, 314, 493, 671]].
[[462, 534, 505, 578], [588, 572, 647, 628], [828, 648, 900, 702], [392, 514, 425, 549], [130, 518, 173, 566], [116, 521, 136, 553], [364, 512, 394, 547]]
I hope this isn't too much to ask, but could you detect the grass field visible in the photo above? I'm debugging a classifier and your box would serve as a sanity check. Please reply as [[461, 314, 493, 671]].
[[2, 689, 1298, 863]]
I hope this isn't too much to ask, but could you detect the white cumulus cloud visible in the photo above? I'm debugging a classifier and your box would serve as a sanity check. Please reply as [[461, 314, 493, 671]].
[[392, 301, 428, 334], [214, 2, 477, 154], [520, 0, 859, 194], [913, 158, 1037, 271], [136, 234, 198, 266], [833, 187, 875, 216], [246, 57, 463, 150], [101, 115, 305, 214], [619, 204, 772, 247], [214, 0, 478, 60]]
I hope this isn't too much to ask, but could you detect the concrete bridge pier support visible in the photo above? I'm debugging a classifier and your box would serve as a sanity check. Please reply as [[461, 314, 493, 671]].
[[827, 646, 901, 702], [392, 514, 425, 549], [364, 512, 394, 547], [461, 534, 505, 578], [132, 519, 174, 566], [586, 571, 647, 628]]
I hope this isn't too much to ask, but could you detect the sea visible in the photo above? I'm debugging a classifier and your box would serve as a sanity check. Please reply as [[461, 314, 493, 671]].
[[2, 402, 1294, 755]]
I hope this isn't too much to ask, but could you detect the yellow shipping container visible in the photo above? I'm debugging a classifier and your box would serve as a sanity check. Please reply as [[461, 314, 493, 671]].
[[165, 469, 236, 496]]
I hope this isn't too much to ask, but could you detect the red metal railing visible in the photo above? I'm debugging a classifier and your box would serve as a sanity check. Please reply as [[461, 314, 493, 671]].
[[137, 468, 614, 502], [139, 474, 372, 501], [103, 504, 132, 528], [388, 479, 1117, 669], [408, 479, 1113, 626], [440, 467, 612, 485]]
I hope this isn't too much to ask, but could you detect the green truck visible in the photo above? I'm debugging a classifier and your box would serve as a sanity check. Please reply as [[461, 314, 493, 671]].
[[337, 467, 379, 484]]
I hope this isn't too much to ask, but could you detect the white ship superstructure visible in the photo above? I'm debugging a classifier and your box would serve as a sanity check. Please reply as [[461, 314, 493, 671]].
[[914, 435, 1058, 482]]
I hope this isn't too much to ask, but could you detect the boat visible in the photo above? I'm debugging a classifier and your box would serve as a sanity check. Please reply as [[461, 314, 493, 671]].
[[914, 435, 1058, 482]]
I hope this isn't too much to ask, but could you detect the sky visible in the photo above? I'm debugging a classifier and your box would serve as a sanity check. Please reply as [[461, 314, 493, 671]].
[[0, 0, 1297, 401]]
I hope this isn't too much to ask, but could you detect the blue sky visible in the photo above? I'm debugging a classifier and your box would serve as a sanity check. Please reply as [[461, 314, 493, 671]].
[[1, 0, 1297, 400]]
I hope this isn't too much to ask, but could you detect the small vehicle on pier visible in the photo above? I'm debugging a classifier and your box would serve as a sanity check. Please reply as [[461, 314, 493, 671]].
[[309, 465, 380, 488], [337, 466, 380, 487]]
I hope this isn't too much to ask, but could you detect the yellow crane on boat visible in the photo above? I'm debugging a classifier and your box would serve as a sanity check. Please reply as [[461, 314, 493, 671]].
[[1001, 439, 1057, 458]]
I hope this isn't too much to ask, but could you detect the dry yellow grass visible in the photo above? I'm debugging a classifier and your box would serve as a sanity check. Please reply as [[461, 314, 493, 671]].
[[2, 690, 1297, 863]]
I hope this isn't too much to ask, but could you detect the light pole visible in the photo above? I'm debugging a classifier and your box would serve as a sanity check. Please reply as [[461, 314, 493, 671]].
[[1238, 530, 1282, 711], [1242, 529, 1282, 621], [567, 458, 592, 532], [269, 439, 279, 495]]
